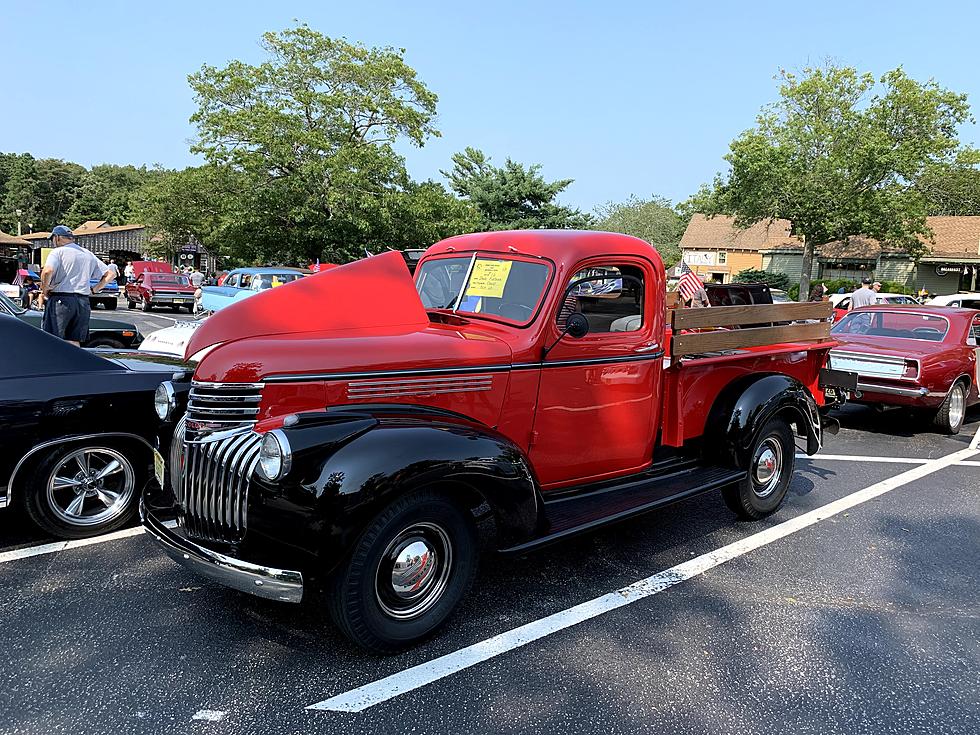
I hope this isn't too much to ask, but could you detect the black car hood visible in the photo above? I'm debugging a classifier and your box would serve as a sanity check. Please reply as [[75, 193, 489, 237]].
[[95, 349, 193, 373], [1, 314, 121, 379]]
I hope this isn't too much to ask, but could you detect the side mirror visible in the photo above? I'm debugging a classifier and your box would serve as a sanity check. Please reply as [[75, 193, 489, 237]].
[[566, 312, 590, 339]]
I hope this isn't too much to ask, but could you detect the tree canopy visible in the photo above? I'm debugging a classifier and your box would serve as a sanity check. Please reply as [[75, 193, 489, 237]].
[[443, 147, 591, 231], [593, 195, 685, 266], [186, 24, 454, 263], [696, 64, 974, 299]]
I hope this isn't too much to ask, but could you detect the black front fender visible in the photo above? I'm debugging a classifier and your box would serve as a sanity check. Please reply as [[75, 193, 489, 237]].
[[246, 410, 541, 580], [706, 374, 822, 467]]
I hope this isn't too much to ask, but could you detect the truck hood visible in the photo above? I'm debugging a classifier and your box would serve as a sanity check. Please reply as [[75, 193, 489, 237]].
[[185, 251, 428, 361], [189, 252, 515, 384]]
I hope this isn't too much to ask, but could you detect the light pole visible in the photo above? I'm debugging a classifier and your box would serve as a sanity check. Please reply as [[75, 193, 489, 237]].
[[15, 209, 22, 237]]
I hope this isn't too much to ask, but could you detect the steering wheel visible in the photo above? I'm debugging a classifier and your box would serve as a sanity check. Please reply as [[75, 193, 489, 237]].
[[497, 303, 534, 321], [911, 327, 943, 340]]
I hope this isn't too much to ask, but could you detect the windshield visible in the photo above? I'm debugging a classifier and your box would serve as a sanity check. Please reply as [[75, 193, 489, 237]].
[[416, 256, 550, 324], [832, 310, 949, 341], [151, 275, 191, 286], [0, 292, 25, 315]]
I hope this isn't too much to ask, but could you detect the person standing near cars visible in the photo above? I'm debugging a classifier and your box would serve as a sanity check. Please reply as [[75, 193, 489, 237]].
[[849, 277, 877, 309], [39, 225, 113, 346]]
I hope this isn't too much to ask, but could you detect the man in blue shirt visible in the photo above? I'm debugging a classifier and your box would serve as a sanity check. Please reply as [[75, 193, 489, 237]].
[[39, 225, 113, 345]]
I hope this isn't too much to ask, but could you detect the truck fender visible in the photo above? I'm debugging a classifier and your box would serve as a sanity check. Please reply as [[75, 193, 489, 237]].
[[252, 410, 541, 575], [705, 374, 822, 467]]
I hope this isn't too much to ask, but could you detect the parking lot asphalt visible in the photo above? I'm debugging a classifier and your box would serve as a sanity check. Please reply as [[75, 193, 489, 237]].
[[1, 407, 978, 735], [91, 297, 198, 336]]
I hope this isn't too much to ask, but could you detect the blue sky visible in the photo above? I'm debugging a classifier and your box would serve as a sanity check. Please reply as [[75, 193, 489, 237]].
[[3, 0, 977, 212]]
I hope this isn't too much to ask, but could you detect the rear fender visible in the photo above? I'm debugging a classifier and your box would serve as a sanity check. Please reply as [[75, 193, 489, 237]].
[[248, 409, 540, 577], [705, 374, 822, 467]]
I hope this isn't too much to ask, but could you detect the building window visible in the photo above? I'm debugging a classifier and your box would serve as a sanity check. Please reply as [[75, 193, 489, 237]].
[[717, 252, 728, 265]]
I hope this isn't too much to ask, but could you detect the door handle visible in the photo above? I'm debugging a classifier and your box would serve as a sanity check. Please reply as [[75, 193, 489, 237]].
[[634, 343, 662, 353]]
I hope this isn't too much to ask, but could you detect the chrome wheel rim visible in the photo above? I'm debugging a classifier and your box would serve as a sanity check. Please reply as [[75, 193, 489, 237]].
[[948, 386, 966, 428], [375, 522, 453, 620], [46, 447, 135, 527], [752, 437, 783, 499]]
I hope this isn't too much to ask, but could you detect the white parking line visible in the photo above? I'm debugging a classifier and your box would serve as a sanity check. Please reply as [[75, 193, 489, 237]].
[[798, 453, 928, 464], [0, 520, 176, 565], [308, 429, 980, 713]]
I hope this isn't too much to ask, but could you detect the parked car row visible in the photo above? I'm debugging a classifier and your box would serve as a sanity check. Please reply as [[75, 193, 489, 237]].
[[4, 233, 979, 654]]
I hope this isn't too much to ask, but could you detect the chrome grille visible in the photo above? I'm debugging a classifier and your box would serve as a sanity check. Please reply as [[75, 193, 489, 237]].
[[170, 416, 262, 543], [187, 381, 263, 430]]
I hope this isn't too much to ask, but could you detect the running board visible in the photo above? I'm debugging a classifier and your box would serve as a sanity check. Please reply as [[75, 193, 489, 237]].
[[501, 465, 745, 554]]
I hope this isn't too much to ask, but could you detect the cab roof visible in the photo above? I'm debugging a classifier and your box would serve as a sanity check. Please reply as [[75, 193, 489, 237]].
[[425, 230, 661, 266]]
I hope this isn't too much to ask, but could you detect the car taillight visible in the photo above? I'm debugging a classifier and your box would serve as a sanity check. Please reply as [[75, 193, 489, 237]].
[[122, 330, 135, 337], [903, 360, 919, 379]]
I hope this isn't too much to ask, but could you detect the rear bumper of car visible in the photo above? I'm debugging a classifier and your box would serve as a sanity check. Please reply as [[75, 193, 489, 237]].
[[141, 502, 304, 603]]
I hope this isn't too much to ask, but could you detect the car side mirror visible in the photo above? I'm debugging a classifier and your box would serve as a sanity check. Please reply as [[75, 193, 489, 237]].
[[566, 312, 590, 339]]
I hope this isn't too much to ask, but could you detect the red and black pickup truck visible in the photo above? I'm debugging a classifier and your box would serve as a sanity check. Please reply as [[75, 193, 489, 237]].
[[143, 230, 851, 651]]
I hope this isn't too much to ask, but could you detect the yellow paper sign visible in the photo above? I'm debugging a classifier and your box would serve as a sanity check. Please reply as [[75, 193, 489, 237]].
[[271, 277, 283, 287], [41, 247, 55, 266], [465, 260, 512, 298]]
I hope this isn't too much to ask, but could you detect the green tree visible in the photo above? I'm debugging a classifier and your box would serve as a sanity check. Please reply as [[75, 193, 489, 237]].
[[67, 164, 160, 226], [132, 165, 238, 262], [443, 147, 592, 231], [732, 267, 790, 291], [187, 24, 441, 263], [917, 153, 980, 215], [593, 194, 685, 266], [699, 64, 974, 300], [0, 154, 86, 232]]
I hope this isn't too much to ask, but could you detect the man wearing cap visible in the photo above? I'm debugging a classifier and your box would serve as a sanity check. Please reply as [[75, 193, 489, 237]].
[[849, 277, 878, 310], [39, 225, 114, 346]]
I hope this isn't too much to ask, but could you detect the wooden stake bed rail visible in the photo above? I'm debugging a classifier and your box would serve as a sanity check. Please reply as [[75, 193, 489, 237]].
[[669, 301, 833, 358]]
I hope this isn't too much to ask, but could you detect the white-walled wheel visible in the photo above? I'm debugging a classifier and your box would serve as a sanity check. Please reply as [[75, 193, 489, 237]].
[[934, 381, 967, 435], [327, 490, 478, 652], [722, 417, 795, 520], [25, 446, 141, 539]]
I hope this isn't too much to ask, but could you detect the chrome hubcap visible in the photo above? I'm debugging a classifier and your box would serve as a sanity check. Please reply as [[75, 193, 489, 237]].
[[376, 522, 452, 620], [948, 387, 965, 428], [46, 448, 135, 527], [752, 437, 783, 498]]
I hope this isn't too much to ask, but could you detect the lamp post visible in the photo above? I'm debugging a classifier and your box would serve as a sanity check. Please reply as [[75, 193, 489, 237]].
[[15, 209, 22, 237]]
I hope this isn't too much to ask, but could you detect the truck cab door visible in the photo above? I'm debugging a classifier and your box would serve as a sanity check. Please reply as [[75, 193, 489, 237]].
[[529, 258, 665, 490]]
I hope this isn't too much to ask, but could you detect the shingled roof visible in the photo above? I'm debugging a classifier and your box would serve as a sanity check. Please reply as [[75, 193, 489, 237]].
[[680, 214, 803, 252]]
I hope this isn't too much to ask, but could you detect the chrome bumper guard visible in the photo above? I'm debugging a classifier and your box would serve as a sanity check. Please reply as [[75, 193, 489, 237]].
[[855, 382, 929, 398], [141, 502, 303, 603]]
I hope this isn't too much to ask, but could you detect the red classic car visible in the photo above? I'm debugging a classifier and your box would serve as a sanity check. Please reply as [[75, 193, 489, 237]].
[[143, 231, 850, 651], [829, 305, 980, 433], [126, 271, 197, 313]]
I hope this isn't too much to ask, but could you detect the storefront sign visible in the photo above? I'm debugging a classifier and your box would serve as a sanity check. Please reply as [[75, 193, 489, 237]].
[[935, 264, 963, 276], [683, 251, 716, 267]]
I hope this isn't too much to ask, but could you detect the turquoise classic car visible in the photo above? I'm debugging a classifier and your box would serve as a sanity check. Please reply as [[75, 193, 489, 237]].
[[200, 267, 308, 312]]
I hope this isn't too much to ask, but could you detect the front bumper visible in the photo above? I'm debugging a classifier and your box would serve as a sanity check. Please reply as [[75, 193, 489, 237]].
[[141, 502, 304, 603]]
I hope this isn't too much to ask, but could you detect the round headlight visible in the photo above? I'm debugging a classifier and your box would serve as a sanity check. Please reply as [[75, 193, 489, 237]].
[[154, 381, 176, 421], [258, 430, 291, 481]]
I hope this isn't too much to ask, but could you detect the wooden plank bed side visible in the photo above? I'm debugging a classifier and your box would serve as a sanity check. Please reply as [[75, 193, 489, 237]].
[[670, 301, 832, 330], [671, 322, 832, 358]]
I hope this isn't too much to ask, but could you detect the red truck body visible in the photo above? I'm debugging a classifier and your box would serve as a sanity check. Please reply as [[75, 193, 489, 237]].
[[147, 230, 845, 651]]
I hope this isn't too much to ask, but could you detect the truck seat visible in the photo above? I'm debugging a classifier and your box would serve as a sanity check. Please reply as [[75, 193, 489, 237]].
[[610, 314, 643, 332]]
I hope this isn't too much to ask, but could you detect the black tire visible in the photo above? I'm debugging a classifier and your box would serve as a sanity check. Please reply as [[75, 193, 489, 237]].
[[933, 381, 967, 435], [721, 416, 795, 520], [127, 299, 136, 309], [327, 490, 479, 652], [104, 299, 117, 311], [87, 338, 125, 349], [140, 299, 151, 312], [23, 444, 143, 539]]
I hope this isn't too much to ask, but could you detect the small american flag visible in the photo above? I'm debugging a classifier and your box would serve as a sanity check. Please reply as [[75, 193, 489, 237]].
[[677, 260, 705, 303]]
